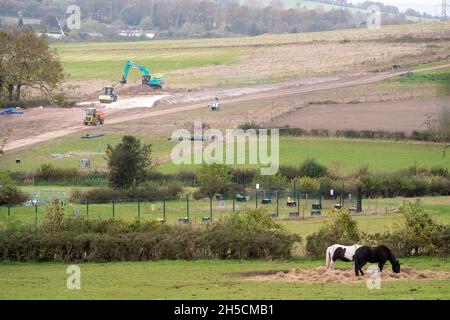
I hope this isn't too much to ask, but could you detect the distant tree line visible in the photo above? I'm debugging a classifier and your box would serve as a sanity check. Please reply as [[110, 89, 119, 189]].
[[0, 0, 420, 39], [311, 0, 435, 18]]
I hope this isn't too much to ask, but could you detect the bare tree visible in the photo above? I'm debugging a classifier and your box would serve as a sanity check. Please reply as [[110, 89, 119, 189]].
[[423, 106, 450, 157]]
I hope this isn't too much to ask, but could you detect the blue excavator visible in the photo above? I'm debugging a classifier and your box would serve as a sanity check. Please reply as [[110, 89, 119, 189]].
[[120, 60, 165, 88]]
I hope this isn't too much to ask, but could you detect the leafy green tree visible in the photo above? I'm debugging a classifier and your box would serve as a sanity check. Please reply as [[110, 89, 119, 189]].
[[106, 136, 154, 189], [197, 164, 232, 197]]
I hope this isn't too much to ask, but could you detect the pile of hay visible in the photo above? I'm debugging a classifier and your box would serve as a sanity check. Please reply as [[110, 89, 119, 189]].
[[244, 266, 450, 283]]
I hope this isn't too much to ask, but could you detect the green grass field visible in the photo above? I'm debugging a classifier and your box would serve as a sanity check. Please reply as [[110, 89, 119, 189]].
[[3, 136, 449, 174], [60, 47, 245, 81], [157, 137, 450, 174], [0, 132, 176, 172], [398, 68, 450, 85], [1, 257, 449, 299]]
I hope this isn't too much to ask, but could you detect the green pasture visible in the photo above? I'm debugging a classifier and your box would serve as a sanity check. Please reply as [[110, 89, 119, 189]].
[[1, 257, 449, 299], [0, 132, 176, 172], [59, 47, 245, 81], [398, 68, 450, 85], [2, 136, 449, 174], [157, 137, 450, 174]]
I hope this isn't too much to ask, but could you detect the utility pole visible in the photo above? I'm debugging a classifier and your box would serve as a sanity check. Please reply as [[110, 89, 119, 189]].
[[337, 0, 345, 29], [443, 0, 448, 21]]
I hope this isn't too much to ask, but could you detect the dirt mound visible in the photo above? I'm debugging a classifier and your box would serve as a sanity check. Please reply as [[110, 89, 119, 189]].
[[244, 267, 450, 283]]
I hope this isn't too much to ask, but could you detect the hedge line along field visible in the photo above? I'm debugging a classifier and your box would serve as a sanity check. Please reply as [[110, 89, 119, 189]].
[[0, 257, 449, 299], [3, 135, 449, 174]]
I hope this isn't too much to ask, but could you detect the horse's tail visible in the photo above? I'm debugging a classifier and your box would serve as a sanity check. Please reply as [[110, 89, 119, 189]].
[[325, 247, 331, 268]]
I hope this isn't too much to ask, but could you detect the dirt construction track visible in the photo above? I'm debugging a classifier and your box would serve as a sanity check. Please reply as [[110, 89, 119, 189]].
[[3, 63, 450, 153]]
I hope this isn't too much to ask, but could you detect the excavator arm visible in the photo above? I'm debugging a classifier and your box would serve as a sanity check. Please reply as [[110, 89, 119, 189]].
[[121, 60, 151, 84]]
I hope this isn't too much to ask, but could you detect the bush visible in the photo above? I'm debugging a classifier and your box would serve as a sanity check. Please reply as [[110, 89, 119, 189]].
[[305, 209, 360, 258], [368, 201, 448, 257], [279, 165, 301, 179], [69, 188, 128, 203], [295, 176, 320, 193], [69, 182, 183, 203], [0, 172, 27, 205], [35, 164, 80, 182], [252, 173, 289, 191], [238, 121, 261, 130], [0, 208, 299, 262], [195, 164, 233, 199], [298, 158, 328, 178], [42, 200, 65, 234]]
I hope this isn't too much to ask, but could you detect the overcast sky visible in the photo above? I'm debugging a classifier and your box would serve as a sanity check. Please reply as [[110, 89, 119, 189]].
[[378, 0, 442, 15]]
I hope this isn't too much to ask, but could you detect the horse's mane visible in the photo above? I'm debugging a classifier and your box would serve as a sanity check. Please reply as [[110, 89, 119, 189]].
[[378, 245, 397, 261]]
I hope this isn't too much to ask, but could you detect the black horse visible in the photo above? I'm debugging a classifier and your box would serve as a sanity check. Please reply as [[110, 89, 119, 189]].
[[353, 245, 400, 276]]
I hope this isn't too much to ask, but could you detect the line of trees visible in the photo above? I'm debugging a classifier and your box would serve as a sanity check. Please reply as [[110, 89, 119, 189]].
[[0, 0, 414, 39], [0, 29, 64, 101]]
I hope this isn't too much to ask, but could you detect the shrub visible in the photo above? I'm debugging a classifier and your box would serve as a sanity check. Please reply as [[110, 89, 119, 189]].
[[305, 209, 360, 258], [0, 208, 299, 262], [279, 165, 301, 179], [35, 164, 80, 181], [252, 173, 289, 191], [298, 158, 328, 178], [196, 164, 233, 199], [69, 188, 127, 203], [0, 172, 27, 205], [229, 208, 282, 232], [42, 200, 65, 234], [295, 176, 320, 193], [369, 201, 447, 257], [238, 121, 261, 130], [430, 166, 449, 177]]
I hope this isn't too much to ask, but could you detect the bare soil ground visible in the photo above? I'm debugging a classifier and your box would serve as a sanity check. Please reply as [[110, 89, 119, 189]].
[[242, 266, 450, 284], [2, 63, 450, 153], [269, 97, 450, 134]]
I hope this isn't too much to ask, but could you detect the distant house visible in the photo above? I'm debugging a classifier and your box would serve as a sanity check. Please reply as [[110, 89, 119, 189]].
[[118, 28, 155, 39], [86, 32, 104, 38], [35, 32, 65, 39]]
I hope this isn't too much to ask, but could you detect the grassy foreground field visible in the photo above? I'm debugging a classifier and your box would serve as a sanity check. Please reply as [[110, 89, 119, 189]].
[[1, 257, 449, 299]]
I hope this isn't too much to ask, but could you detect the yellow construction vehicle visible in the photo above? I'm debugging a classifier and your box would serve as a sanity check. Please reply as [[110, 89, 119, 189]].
[[98, 86, 117, 103], [83, 108, 105, 126]]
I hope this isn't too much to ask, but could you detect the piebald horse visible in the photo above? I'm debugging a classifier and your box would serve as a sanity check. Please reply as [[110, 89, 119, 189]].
[[325, 244, 362, 270]]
